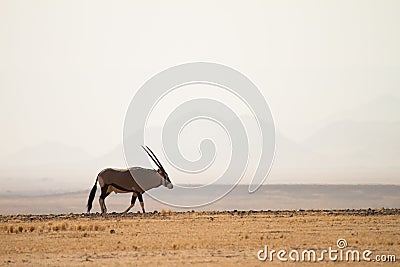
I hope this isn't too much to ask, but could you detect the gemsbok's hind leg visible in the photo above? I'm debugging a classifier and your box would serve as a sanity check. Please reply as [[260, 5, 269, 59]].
[[123, 193, 137, 214], [99, 185, 110, 214], [137, 193, 145, 214]]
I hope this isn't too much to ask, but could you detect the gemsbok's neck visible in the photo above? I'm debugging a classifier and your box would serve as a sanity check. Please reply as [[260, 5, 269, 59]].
[[129, 167, 163, 191]]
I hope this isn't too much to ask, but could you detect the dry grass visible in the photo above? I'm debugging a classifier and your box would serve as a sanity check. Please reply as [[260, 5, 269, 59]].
[[0, 210, 399, 266]]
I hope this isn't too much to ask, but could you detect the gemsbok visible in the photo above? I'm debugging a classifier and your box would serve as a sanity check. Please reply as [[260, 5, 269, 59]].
[[87, 146, 173, 214]]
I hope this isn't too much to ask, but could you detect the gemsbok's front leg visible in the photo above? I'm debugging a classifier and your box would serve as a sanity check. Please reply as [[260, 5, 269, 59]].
[[137, 193, 145, 214], [123, 193, 137, 214]]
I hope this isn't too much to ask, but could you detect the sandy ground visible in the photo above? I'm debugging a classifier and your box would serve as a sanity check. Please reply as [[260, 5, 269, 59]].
[[1, 209, 399, 266]]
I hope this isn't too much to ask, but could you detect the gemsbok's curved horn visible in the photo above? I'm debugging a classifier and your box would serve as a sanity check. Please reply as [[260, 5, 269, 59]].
[[145, 145, 165, 172], [141, 145, 162, 170]]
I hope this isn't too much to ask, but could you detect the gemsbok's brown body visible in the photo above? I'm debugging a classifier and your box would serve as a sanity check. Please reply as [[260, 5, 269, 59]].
[[87, 146, 173, 214]]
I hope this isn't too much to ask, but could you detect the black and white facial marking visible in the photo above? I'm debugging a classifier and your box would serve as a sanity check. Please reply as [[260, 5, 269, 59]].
[[142, 145, 173, 189], [158, 169, 173, 189]]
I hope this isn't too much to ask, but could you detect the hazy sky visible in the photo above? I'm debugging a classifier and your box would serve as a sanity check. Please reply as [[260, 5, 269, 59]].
[[1, 0, 399, 159]]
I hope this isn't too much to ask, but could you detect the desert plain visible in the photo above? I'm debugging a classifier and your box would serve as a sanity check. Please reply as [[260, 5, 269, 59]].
[[0, 209, 399, 266]]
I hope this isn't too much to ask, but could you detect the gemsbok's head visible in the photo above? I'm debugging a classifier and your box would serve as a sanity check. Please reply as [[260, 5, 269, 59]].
[[142, 146, 173, 189]]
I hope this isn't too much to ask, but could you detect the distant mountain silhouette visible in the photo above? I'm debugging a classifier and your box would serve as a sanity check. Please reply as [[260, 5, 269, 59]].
[[325, 95, 400, 123], [1, 95, 399, 193], [304, 120, 400, 157], [299, 95, 400, 183]]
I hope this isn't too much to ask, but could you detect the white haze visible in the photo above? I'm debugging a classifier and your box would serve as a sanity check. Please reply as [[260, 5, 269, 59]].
[[0, 1, 400, 194]]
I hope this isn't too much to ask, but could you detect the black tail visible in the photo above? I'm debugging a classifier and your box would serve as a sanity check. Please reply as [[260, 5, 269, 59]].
[[87, 177, 98, 213]]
